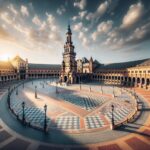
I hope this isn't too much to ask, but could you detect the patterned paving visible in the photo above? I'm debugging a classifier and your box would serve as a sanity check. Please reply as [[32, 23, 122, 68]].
[[57, 92, 108, 111], [85, 115, 105, 129], [104, 106, 133, 124], [54, 116, 80, 130], [10, 95, 51, 129], [8, 80, 137, 132], [0, 81, 150, 149]]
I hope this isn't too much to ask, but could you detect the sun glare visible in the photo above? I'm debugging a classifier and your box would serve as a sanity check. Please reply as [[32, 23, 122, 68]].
[[0, 53, 12, 61]]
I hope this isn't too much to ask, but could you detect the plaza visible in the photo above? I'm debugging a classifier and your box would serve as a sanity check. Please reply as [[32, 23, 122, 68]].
[[0, 77, 150, 149], [0, 0, 150, 149]]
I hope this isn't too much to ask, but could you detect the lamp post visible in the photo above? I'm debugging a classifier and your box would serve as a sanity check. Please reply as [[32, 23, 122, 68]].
[[101, 85, 103, 94], [8, 86, 10, 95], [35, 86, 37, 98], [134, 90, 138, 110], [23, 82, 24, 89], [79, 76, 81, 90], [89, 86, 91, 92], [111, 104, 115, 130], [56, 83, 58, 94], [44, 104, 47, 132], [8, 93, 10, 108], [121, 85, 123, 95], [22, 101, 25, 124], [16, 88, 18, 95], [113, 85, 115, 98]]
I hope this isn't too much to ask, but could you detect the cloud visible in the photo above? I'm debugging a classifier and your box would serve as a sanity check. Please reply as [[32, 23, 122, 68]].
[[29, 13, 62, 44], [73, 22, 88, 32], [0, 26, 12, 40], [104, 20, 150, 50], [56, 5, 66, 15], [72, 10, 87, 21], [29, 29, 49, 43], [126, 22, 150, 45], [21, 5, 29, 16], [86, 0, 110, 21], [0, 4, 62, 54], [46, 13, 55, 25], [121, 2, 144, 29], [78, 31, 89, 47], [92, 20, 113, 41], [8, 4, 18, 15], [74, 0, 86, 10], [14, 23, 30, 36], [32, 15, 42, 26], [0, 12, 13, 24], [102, 1, 150, 50]]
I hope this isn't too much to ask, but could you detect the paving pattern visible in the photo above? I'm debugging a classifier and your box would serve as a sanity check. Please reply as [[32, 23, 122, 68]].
[[57, 92, 108, 111], [85, 115, 105, 129], [10, 100, 51, 129], [0, 80, 150, 149], [55, 116, 80, 130], [102, 102, 133, 124], [8, 80, 136, 132]]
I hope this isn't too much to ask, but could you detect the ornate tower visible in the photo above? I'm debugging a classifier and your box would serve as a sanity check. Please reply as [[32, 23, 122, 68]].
[[60, 24, 77, 84], [89, 56, 93, 73]]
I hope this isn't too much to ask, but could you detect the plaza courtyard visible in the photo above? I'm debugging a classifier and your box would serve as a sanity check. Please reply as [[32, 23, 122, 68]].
[[0, 79, 150, 149], [0, 1, 150, 149]]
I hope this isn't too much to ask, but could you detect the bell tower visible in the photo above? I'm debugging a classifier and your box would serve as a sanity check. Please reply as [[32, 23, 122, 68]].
[[60, 24, 77, 84]]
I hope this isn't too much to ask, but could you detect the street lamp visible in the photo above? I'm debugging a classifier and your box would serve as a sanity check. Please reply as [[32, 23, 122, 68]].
[[111, 104, 115, 130], [35, 86, 37, 98], [44, 104, 47, 132], [134, 90, 138, 110], [8, 86, 10, 95], [79, 77, 82, 90], [23, 82, 24, 89], [16, 88, 18, 95], [121, 85, 123, 95], [113, 86, 115, 98], [56, 83, 58, 94], [22, 101, 25, 124], [89, 85, 91, 92], [101, 85, 103, 94], [7, 93, 10, 108]]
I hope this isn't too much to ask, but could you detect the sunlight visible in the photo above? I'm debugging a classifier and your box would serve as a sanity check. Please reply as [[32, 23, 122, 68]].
[[0, 53, 13, 61]]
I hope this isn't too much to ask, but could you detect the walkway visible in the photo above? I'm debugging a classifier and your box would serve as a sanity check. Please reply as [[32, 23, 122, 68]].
[[0, 82, 149, 150]]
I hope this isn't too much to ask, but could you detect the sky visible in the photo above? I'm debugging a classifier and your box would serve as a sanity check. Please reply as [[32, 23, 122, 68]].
[[0, 0, 150, 64]]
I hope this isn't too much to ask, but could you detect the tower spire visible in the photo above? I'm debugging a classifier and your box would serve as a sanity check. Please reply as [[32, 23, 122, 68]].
[[67, 21, 71, 34], [66, 22, 72, 44], [60, 23, 77, 84]]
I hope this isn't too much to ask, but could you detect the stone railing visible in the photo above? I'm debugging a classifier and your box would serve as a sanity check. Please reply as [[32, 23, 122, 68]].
[[111, 87, 139, 129], [7, 79, 48, 133]]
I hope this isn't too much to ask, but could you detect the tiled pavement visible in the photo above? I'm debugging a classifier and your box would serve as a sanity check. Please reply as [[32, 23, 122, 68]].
[[0, 81, 150, 149], [9, 82, 136, 132], [57, 92, 108, 111]]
